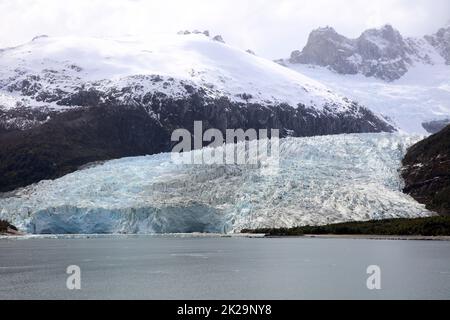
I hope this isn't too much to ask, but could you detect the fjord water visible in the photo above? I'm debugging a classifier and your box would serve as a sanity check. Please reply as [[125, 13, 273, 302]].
[[1, 236, 450, 300]]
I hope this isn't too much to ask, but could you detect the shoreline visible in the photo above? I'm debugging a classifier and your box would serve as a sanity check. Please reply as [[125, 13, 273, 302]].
[[242, 216, 450, 239], [1, 233, 450, 241], [293, 234, 450, 241], [0, 232, 267, 240]]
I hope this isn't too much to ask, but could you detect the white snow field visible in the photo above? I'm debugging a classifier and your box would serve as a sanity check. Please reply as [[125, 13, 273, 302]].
[[0, 133, 432, 234], [286, 62, 450, 134], [0, 33, 356, 113]]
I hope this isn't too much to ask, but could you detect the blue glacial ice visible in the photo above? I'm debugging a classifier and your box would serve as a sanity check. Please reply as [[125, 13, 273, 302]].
[[0, 133, 432, 234]]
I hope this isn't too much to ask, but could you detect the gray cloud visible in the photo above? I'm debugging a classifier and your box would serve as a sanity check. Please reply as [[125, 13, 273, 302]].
[[0, 0, 449, 59]]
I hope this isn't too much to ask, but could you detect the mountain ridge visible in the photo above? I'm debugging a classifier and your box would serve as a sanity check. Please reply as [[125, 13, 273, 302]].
[[285, 24, 450, 81], [280, 24, 450, 133]]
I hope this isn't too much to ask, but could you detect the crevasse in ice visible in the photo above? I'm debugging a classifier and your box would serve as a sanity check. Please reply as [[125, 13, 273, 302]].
[[0, 133, 431, 234]]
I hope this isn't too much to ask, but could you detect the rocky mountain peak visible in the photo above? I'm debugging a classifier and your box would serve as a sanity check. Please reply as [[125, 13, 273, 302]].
[[310, 26, 338, 36], [287, 24, 449, 81], [212, 35, 225, 43], [289, 26, 356, 75], [361, 24, 399, 40], [425, 26, 450, 64], [177, 30, 210, 37], [306, 26, 352, 49]]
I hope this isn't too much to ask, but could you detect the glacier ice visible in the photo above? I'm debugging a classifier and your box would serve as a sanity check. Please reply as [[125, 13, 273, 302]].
[[0, 133, 432, 234]]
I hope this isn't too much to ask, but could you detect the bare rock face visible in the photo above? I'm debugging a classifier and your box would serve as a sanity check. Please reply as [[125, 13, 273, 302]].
[[213, 35, 225, 43], [177, 30, 210, 37], [289, 25, 448, 81], [425, 26, 450, 65], [402, 125, 450, 215], [422, 119, 450, 134], [290, 27, 359, 75]]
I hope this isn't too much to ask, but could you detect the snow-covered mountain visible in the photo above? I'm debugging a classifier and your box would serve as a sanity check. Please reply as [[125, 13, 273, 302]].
[[0, 32, 394, 192], [280, 25, 450, 133], [0, 33, 397, 131], [0, 133, 431, 234], [0, 33, 358, 113]]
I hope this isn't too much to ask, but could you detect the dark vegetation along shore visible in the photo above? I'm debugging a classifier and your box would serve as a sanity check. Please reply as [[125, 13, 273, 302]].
[[242, 216, 450, 237]]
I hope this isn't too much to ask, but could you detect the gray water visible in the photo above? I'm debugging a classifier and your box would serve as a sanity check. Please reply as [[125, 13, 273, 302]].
[[1, 236, 450, 300]]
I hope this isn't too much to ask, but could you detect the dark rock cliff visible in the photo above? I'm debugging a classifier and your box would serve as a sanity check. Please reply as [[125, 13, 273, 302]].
[[402, 125, 450, 215]]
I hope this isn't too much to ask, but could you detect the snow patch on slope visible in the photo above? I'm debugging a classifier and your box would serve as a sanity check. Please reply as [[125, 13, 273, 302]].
[[0, 133, 431, 234]]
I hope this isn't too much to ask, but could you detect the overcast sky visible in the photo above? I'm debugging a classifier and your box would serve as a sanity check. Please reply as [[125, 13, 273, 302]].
[[1, 0, 449, 59]]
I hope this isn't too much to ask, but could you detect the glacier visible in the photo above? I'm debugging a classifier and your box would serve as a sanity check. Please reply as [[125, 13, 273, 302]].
[[0, 133, 432, 234]]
